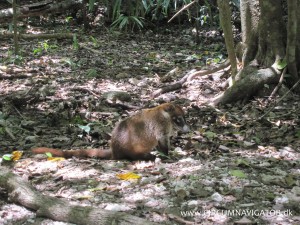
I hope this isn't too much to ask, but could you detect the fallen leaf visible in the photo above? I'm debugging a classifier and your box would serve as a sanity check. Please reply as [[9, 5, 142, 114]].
[[229, 170, 247, 178], [116, 172, 141, 180], [12, 151, 23, 161], [47, 157, 65, 161]]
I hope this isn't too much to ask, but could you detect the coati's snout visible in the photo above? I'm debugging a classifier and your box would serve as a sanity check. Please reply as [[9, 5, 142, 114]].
[[173, 115, 190, 133], [165, 103, 190, 133]]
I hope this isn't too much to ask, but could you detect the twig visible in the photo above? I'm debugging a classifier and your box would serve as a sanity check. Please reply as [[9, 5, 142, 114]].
[[70, 87, 101, 98], [259, 78, 300, 120], [267, 67, 286, 101], [151, 69, 196, 98], [187, 59, 230, 81], [5, 127, 16, 140], [168, 0, 197, 23], [81, 45, 102, 55]]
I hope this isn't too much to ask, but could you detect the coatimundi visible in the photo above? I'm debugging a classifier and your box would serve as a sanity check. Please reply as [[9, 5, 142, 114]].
[[32, 103, 190, 160]]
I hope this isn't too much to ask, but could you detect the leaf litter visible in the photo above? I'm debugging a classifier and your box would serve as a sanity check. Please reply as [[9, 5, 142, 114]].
[[0, 20, 300, 225]]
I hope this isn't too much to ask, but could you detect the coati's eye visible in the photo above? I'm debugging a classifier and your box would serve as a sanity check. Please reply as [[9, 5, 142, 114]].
[[173, 116, 183, 126]]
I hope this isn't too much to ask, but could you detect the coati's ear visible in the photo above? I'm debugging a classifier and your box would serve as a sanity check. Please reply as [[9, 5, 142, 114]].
[[164, 103, 175, 112]]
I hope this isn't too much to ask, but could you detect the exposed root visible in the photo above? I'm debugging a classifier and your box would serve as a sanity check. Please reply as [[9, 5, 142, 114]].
[[186, 59, 231, 82], [151, 59, 230, 98]]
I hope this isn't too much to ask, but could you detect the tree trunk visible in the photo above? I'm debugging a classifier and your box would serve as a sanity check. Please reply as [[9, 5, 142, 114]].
[[0, 166, 157, 225], [213, 0, 299, 105], [217, 0, 237, 82]]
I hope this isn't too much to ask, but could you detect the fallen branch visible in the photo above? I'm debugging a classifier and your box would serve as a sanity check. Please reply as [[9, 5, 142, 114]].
[[267, 67, 286, 101], [151, 69, 196, 98], [0, 166, 157, 225], [0, 74, 32, 80], [0, 0, 82, 22], [0, 33, 74, 40], [151, 59, 230, 98], [186, 59, 230, 82]]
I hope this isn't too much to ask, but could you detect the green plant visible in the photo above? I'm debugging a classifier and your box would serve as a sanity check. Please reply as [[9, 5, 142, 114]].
[[65, 16, 73, 23], [90, 36, 99, 47], [88, 0, 96, 11], [33, 40, 58, 55], [111, 14, 145, 31], [5, 52, 24, 65], [86, 68, 98, 77], [108, 0, 146, 31], [61, 58, 77, 70], [73, 34, 79, 50]]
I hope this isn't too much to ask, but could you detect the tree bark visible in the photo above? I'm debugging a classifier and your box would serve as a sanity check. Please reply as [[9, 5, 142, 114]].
[[12, 0, 19, 55], [0, 166, 157, 225], [212, 66, 281, 105], [286, 0, 298, 86], [213, 0, 290, 105], [217, 0, 237, 82], [240, 0, 259, 66]]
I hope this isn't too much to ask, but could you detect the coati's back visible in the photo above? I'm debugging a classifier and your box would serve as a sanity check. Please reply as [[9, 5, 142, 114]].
[[111, 103, 189, 160]]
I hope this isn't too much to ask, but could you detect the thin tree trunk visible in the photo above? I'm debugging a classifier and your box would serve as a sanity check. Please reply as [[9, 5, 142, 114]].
[[286, 0, 298, 86], [217, 0, 237, 83], [12, 0, 18, 55]]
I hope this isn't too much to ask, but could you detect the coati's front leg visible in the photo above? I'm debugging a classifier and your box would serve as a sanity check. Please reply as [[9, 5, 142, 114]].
[[158, 136, 170, 156]]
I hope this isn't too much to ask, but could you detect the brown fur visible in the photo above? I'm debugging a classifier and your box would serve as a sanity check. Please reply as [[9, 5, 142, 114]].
[[32, 103, 189, 160]]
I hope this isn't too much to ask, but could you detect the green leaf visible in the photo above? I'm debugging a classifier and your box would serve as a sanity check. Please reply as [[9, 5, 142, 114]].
[[119, 16, 129, 29], [229, 170, 247, 178], [87, 68, 98, 77], [285, 175, 295, 187], [45, 152, 53, 157], [88, 0, 96, 11], [204, 131, 217, 139], [295, 130, 300, 138], [275, 59, 287, 70], [265, 192, 276, 201], [3, 154, 12, 161], [130, 16, 144, 28], [235, 159, 250, 167], [78, 124, 91, 134]]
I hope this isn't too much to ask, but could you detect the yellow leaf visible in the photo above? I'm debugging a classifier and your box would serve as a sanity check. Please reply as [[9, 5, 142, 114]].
[[116, 172, 141, 180], [47, 157, 65, 161], [12, 151, 23, 161]]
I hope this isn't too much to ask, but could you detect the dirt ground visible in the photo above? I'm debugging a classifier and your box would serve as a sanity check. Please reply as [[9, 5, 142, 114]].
[[0, 15, 300, 225]]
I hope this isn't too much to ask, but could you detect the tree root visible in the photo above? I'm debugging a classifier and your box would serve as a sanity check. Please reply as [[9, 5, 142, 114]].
[[151, 60, 230, 98], [0, 166, 157, 225], [212, 66, 281, 105]]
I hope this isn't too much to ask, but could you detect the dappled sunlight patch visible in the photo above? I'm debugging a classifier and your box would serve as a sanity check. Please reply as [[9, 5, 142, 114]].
[[167, 158, 203, 176]]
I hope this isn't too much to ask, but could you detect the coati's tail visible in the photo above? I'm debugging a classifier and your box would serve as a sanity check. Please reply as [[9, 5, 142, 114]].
[[32, 147, 112, 159]]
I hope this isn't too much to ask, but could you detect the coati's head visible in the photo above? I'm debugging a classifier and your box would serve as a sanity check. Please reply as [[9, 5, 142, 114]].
[[162, 103, 190, 133]]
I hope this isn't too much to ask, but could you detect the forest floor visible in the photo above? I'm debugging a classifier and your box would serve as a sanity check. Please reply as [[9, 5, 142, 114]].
[[0, 16, 300, 225]]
